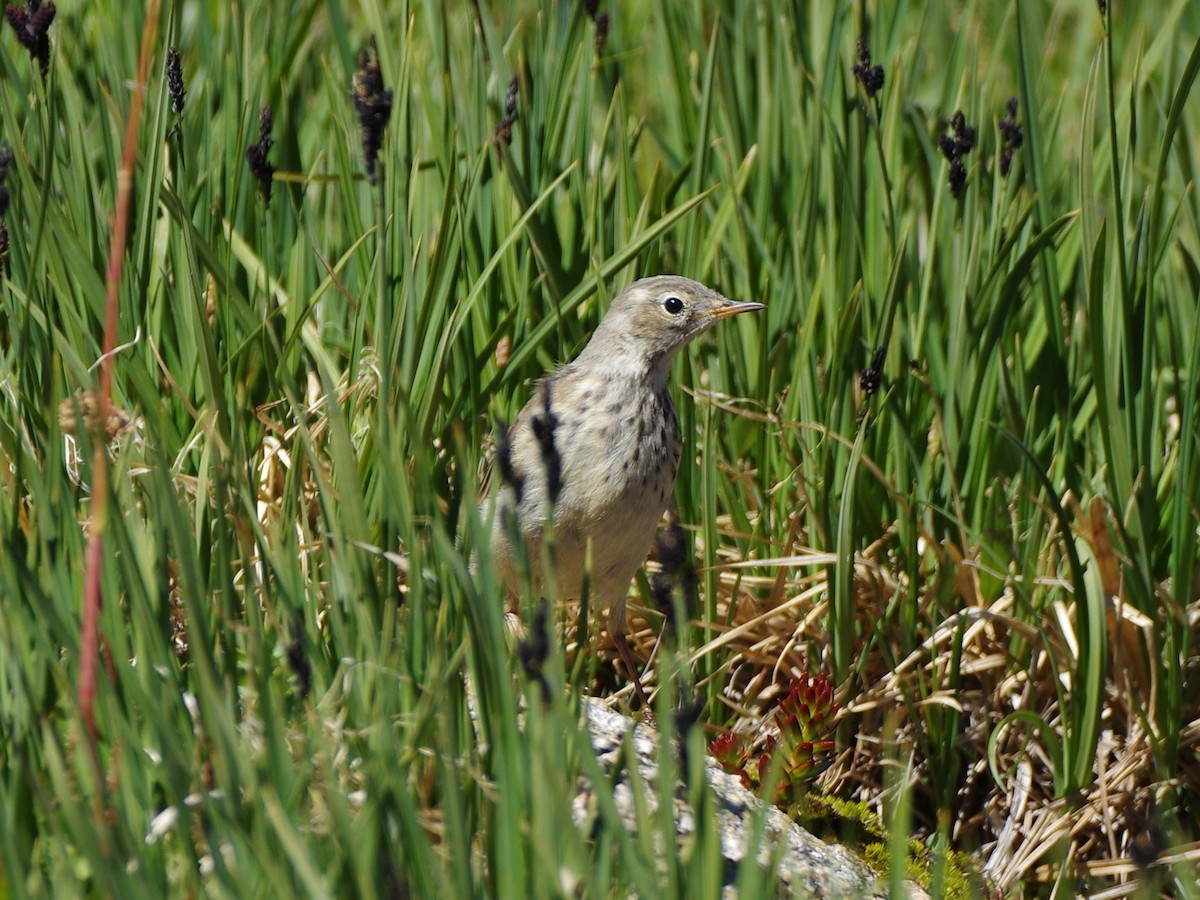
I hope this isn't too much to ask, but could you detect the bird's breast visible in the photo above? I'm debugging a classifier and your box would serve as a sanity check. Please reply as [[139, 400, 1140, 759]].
[[556, 384, 682, 529], [495, 374, 684, 598]]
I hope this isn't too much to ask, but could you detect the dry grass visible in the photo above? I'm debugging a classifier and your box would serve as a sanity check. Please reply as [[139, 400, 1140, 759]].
[[595, 398, 1200, 896]]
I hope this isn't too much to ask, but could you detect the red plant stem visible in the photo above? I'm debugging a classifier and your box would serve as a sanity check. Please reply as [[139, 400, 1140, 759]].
[[79, 2, 161, 741]]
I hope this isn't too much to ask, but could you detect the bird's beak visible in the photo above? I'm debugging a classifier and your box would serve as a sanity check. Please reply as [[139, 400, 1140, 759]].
[[702, 298, 766, 320]]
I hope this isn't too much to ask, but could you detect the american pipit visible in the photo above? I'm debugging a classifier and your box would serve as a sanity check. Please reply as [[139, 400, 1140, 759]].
[[489, 276, 764, 704]]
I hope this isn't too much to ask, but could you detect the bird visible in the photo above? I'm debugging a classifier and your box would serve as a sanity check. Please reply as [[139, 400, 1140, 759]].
[[488, 275, 764, 705]]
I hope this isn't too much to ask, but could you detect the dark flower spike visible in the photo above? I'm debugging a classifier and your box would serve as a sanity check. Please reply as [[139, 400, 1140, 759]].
[[494, 76, 518, 148], [651, 510, 693, 635], [594, 13, 609, 55], [859, 345, 885, 395], [504, 76, 518, 120], [0, 143, 11, 277], [998, 97, 1023, 178], [530, 389, 561, 506], [581, 0, 609, 56], [285, 612, 312, 699], [851, 36, 885, 99], [166, 46, 185, 115], [0, 143, 12, 218], [493, 415, 525, 504], [938, 109, 976, 199], [947, 159, 966, 198], [5, 0, 55, 78], [0, 221, 9, 279], [245, 106, 275, 206], [1128, 797, 1164, 871], [517, 599, 552, 705], [939, 110, 976, 158], [352, 37, 393, 184]]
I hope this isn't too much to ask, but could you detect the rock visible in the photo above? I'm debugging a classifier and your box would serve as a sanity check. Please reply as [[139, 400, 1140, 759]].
[[575, 699, 930, 899]]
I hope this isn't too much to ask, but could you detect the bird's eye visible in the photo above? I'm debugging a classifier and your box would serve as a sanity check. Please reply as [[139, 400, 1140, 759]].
[[663, 295, 685, 315]]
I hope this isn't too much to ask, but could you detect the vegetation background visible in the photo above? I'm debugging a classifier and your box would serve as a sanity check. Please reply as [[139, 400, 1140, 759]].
[[1, 0, 1198, 895]]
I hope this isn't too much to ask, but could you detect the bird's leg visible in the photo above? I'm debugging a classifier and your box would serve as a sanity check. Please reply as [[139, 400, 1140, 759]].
[[607, 600, 650, 708], [613, 629, 650, 709]]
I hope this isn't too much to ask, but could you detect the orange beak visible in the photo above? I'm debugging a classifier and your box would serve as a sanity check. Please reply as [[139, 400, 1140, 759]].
[[702, 298, 766, 320]]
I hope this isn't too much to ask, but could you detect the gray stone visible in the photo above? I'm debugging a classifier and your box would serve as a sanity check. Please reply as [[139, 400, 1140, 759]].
[[575, 699, 930, 899]]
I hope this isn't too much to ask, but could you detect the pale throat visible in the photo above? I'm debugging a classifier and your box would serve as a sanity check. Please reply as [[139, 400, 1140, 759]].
[[577, 332, 683, 388]]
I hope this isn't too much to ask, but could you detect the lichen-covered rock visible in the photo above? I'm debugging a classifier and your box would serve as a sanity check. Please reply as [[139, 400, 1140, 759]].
[[575, 700, 930, 899]]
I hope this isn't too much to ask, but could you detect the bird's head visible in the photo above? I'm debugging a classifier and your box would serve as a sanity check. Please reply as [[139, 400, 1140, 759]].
[[579, 275, 765, 374]]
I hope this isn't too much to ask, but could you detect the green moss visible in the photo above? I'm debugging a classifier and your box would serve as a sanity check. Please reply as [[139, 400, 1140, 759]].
[[790, 793, 984, 898]]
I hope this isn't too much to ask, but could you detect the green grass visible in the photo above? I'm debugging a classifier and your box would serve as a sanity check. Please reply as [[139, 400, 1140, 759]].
[[2, 0, 1199, 896]]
